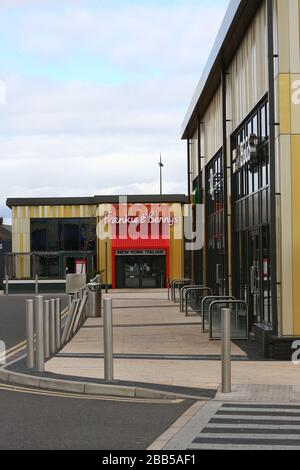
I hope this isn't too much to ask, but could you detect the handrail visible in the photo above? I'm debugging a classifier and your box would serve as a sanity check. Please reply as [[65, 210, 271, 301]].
[[208, 299, 249, 340], [184, 286, 213, 317], [168, 278, 183, 300], [201, 296, 236, 332], [180, 285, 205, 312], [169, 278, 193, 302], [173, 279, 193, 303]]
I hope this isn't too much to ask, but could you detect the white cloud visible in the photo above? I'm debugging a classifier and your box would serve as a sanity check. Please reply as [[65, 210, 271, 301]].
[[0, 0, 229, 220]]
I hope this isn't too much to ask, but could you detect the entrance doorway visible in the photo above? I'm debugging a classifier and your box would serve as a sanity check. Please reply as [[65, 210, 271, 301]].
[[234, 227, 271, 330], [115, 255, 166, 289]]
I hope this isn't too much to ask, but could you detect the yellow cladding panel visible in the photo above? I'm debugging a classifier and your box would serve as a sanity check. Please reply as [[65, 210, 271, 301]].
[[290, 74, 300, 133], [279, 74, 291, 134], [292, 135, 300, 334], [169, 238, 184, 280], [279, 135, 294, 335], [277, 0, 290, 73], [98, 238, 112, 285]]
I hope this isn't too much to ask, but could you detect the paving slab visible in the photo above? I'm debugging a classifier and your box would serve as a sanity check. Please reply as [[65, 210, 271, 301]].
[[44, 290, 300, 393]]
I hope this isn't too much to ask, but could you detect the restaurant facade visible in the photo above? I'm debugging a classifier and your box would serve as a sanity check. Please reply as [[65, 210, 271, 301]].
[[183, 0, 300, 358], [6, 195, 187, 292]]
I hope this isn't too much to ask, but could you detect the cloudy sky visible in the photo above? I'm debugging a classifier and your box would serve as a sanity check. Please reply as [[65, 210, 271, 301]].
[[0, 0, 229, 222]]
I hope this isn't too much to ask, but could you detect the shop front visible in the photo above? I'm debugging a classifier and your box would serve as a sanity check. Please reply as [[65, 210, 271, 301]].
[[182, 0, 300, 358], [231, 97, 272, 331], [114, 249, 168, 289], [6, 195, 187, 292]]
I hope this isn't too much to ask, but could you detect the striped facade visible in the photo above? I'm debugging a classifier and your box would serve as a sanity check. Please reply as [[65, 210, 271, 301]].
[[184, 0, 300, 356], [9, 201, 185, 285]]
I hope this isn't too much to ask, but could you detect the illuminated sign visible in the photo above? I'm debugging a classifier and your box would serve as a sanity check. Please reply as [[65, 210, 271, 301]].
[[103, 211, 180, 226]]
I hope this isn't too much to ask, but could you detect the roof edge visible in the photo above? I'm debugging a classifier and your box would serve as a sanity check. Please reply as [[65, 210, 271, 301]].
[[6, 194, 188, 208]]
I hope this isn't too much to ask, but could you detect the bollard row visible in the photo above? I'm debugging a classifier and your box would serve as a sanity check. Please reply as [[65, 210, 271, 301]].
[[25, 291, 88, 372]]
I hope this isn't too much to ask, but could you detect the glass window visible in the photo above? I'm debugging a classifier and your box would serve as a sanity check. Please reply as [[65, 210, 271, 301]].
[[31, 221, 47, 251], [63, 221, 80, 251], [31, 218, 96, 252], [47, 219, 60, 251]]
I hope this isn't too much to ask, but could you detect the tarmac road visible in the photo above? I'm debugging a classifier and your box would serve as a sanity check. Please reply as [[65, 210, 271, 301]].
[[0, 294, 67, 350], [0, 381, 193, 450]]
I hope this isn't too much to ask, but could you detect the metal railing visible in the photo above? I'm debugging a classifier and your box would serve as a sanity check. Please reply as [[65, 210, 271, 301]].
[[184, 287, 213, 317], [201, 296, 236, 332], [180, 285, 205, 313], [168, 278, 193, 302], [4, 251, 95, 287], [25, 279, 102, 372], [208, 300, 249, 341]]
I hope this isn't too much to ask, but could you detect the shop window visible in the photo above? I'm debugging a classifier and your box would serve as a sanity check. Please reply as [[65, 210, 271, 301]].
[[31, 221, 47, 251], [31, 218, 96, 252]]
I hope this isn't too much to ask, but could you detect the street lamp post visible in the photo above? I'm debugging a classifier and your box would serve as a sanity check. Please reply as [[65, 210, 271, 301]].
[[105, 237, 108, 294], [158, 154, 164, 196]]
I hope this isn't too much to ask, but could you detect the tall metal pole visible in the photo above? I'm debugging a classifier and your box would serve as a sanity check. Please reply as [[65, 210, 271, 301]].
[[267, 0, 278, 336], [103, 297, 113, 382], [221, 65, 229, 296], [187, 139, 192, 280], [35, 295, 44, 372], [105, 237, 108, 294], [26, 299, 35, 369], [159, 154, 164, 195], [221, 308, 231, 393]]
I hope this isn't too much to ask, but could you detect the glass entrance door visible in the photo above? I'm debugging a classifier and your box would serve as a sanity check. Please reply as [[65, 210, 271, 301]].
[[120, 255, 166, 289], [125, 258, 140, 288]]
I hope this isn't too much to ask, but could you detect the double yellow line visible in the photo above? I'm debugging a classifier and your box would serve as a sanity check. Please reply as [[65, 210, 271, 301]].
[[1, 308, 69, 363], [0, 381, 182, 404], [1, 340, 27, 362]]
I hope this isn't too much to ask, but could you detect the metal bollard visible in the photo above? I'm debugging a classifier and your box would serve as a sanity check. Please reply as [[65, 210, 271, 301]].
[[5, 274, 8, 296], [35, 295, 44, 372], [221, 308, 231, 393], [49, 299, 56, 354], [44, 300, 50, 359], [61, 300, 76, 345], [35, 274, 39, 295], [103, 297, 113, 382], [68, 294, 73, 310], [26, 299, 35, 369], [55, 298, 61, 350]]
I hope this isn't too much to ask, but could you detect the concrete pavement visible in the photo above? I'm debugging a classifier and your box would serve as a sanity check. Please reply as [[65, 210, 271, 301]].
[[44, 290, 300, 393]]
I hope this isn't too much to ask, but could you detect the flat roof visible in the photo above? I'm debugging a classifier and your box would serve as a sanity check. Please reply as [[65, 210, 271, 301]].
[[6, 194, 188, 208], [181, 0, 263, 139]]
